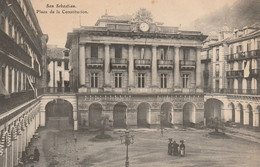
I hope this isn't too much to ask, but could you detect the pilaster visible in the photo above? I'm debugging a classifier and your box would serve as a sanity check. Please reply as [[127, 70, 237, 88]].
[[79, 44, 87, 92], [151, 45, 158, 87], [174, 46, 180, 91], [128, 45, 134, 88]]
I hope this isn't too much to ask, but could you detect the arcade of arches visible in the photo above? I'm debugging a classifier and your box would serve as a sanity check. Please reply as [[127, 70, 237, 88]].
[[204, 98, 260, 127]]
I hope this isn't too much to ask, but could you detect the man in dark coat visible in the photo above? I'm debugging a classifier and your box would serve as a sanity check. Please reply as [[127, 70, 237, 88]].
[[172, 141, 179, 156], [179, 140, 185, 157], [168, 138, 173, 155], [34, 147, 40, 162]]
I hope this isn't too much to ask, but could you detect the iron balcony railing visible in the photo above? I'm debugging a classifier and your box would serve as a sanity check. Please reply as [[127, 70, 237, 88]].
[[250, 69, 260, 76], [157, 60, 173, 65], [86, 58, 104, 64], [45, 87, 74, 94], [226, 49, 260, 61], [110, 58, 128, 64], [134, 59, 151, 65], [204, 88, 260, 95], [179, 60, 196, 69], [226, 70, 244, 77]]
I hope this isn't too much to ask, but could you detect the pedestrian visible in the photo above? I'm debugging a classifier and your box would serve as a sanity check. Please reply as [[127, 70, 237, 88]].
[[33, 147, 40, 162], [172, 141, 179, 156], [168, 138, 173, 155], [74, 134, 77, 143], [179, 140, 185, 157]]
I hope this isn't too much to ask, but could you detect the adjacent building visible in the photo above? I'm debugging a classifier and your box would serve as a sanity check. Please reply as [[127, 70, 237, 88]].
[[47, 45, 70, 92], [66, 11, 207, 129], [0, 0, 47, 166]]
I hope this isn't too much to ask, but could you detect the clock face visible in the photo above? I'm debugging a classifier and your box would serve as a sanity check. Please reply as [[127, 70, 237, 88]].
[[139, 23, 149, 32]]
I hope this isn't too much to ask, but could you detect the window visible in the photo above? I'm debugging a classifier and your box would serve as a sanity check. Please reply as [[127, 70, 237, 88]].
[[57, 61, 62, 66], [91, 73, 98, 88], [183, 74, 189, 88], [237, 45, 242, 53], [183, 49, 189, 60], [115, 73, 122, 88], [14, 29, 17, 43], [215, 64, 219, 77], [138, 73, 145, 88], [59, 71, 62, 82], [91, 45, 98, 58], [64, 62, 69, 70], [1, 66, 5, 87], [14, 70, 17, 92], [216, 48, 219, 61], [160, 49, 166, 60], [140, 48, 145, 59], [64, 51, 69, 57], [161, 74, 167, 88], [8, 22, 12, 37], [115, 46, 122, 59], [247, 43, 251, 51], [18, 71, 21, 91], [8, 67, 12, 93], [0, 15, 5, 31]]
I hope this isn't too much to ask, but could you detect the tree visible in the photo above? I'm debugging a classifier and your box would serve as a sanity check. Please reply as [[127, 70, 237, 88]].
[[134, 8, 153, 23], [207, 117, 225, 133]]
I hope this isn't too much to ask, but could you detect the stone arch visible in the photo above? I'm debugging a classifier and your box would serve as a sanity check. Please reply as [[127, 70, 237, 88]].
[[45, 99, 73, 130], [137, 102, 151, 128], [254, 105, 260, 127], [113, 102, 127, 128], [247, 104, 253, 127], [228, 102, 236, 122], [89, 103, 103, 128], [204, 98, 224, 122], [183, 102, 196, 126], [160, 102, 174, 127], [236, 103, 244, 124]]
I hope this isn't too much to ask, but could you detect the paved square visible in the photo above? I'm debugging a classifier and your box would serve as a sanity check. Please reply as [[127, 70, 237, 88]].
[[32, 127, 260, 167]]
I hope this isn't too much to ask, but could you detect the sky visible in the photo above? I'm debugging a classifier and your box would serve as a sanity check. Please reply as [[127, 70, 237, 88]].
[[31, 0, 237, 48]]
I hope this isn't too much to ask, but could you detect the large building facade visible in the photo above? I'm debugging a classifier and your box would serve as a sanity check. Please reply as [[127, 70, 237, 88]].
[[66, 12, 207, 128], [0, 0, 48, 166], [202, 26, 260, 128]]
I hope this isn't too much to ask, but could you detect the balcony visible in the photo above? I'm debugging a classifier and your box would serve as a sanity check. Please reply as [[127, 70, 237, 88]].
[[204, 88, 260, 95], [180, 60, 196, 70], [226, 49, 260, 61], [134, 59, 151, 69], [86, 58, 103, 68], [0, 30, 32, 66], [110, 58, 128, 69], [226, 70, 244, 78], [250, 69, 260, 77], [157, 60, 174, 69]]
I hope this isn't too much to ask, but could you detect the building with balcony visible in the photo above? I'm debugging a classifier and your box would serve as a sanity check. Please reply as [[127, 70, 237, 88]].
[[66, 11, 207, 129], [47, 45, 70, 93], [202, 26, 260, 129], [0, 0, 48, 166]]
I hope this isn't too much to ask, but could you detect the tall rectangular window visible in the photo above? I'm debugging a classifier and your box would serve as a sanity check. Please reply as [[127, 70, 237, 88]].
[[8, 68, 12, 93], [57, 61, 62, 66], [8, 22, 12, 37], [18, 71, 21, 91], [247, 43, 251, 51], [64, 62, 69, 70], [14, 70, 17, 92], [160, 48, 166, 60], [91, 45, 98, 58], [215, 64, 219, 77], [1, 66, 5, 87], [0, 15, 5, 31], [115, 73, 122, 88], [115, 46, 122, 59], [183, 74, 189, 88], [91, 73, 98, 88], [183, 49, 189, 60], [237, 45, 242, 52], [216, 48, 219, 61], [138, 73, 145, 88], [161, 74, 167, 88]]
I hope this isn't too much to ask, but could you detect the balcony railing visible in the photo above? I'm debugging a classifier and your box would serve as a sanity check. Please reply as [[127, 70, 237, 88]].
[[86, 58, 103, 68], [226, 70, 244, 78], [0, 30, 32, 66], [250, 69, 260, 76], [226, 49, 260, 61], [45, 87, 74, 94], [157, 60, 174, 69], [0, 90, 35, 115], [204, 88, 260, 95], [180, 60, 196, 69], [134, 59, 151, 69], [110, 58, 128, 68]]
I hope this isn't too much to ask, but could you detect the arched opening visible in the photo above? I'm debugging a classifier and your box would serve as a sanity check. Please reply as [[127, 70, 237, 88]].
[[247, 105, 253, 127], [113, 102, 127, 128], [183, 102, 196, 126], [45, 99, 73, 130], [237, 103, 243, 125], [204, 99, 223, 123], [229, 102, 236, 122], [137, 103, 151, 128], [89, 103, 103, 128], [161, 102, 173, 127]]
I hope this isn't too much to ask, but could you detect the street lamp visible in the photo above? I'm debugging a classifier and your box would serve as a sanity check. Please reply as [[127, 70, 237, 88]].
[[120, 129, 134, 167], [158, 112, 165, 137]]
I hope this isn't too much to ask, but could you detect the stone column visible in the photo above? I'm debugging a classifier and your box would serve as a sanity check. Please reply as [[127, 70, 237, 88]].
[[243, 109, 249, 125], [196, 47, 202, 90], [151, 45, 158, 87], [79, 44, 87, 92], [174, 46, 180, 90], [128, 45, 134, 88], [235, 107, 241, 123], [5, 65, 8, 92], [253, 111, 259, 127], [104, 43, 111, 90], [40, 110, 45, 127], [13, 138, 18, 166], [73, 110, 78, 131]]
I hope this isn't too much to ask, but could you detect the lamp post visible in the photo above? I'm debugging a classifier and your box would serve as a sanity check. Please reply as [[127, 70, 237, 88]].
[[158, 112, 165, 137], [120, 129, 134, 167]]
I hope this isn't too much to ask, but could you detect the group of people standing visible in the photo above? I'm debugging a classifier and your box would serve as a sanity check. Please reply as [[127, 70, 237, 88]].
[[168, 138, 185, 157]]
